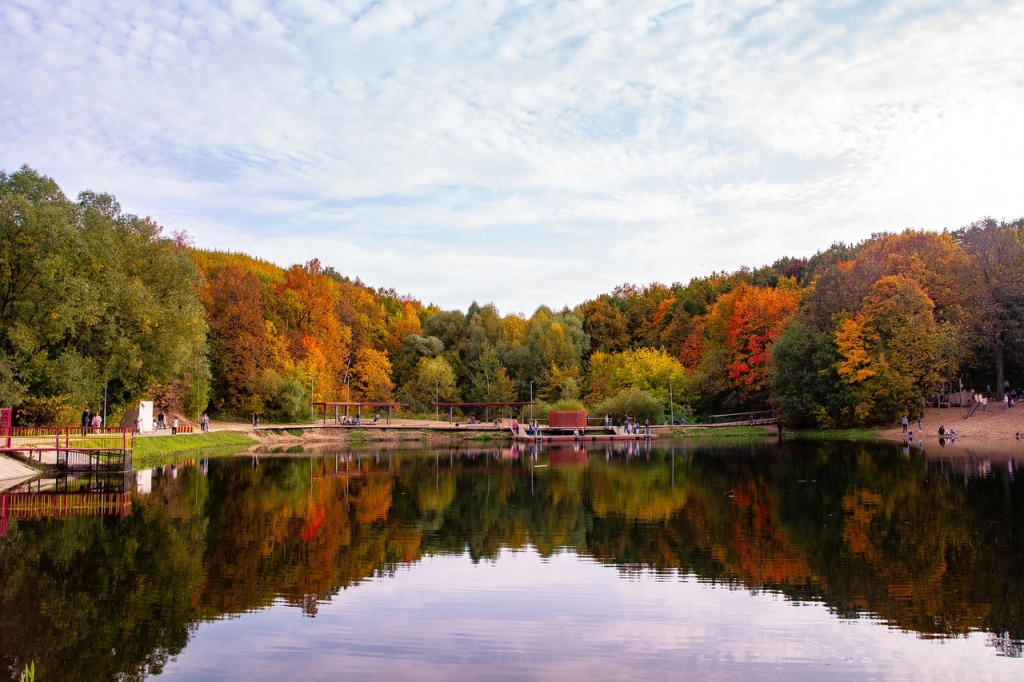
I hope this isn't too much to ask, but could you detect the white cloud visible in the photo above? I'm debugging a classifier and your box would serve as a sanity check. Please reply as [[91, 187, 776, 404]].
[[2, 0, 1022, 313]]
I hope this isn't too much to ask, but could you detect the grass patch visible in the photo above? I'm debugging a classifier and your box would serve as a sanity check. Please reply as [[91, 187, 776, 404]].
[[133, 431, 257, 467], [665, 426, 777, 440], [785, 428, 885, 441], [287, 428, 304, 437], [470, 434, 496, 442]]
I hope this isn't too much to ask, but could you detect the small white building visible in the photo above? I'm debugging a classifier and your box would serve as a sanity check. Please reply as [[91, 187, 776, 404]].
[[121, 400, 155, 433]]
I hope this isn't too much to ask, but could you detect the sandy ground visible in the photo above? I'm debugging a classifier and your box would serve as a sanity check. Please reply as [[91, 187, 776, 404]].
[[876, 404, 1024, 441]]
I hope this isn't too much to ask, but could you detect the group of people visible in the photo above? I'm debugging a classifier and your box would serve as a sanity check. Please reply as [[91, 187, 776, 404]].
[[155, 412, 180, 434], [152, 410, 209, 434], [602, 413, 651, 436], [901, 414, 956, 440], [79, 405, 213, 435], [80, 408, 102, 431], [982, 382, 1023, 409]]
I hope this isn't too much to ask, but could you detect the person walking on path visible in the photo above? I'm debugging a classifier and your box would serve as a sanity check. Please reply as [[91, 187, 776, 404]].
[[917, 418, 922, 432], [81, 407, 91, 429], [171, 416, 179, 435]]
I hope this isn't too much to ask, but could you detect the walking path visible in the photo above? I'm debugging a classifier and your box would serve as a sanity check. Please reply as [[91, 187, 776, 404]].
[[0, 456, 42, 491]]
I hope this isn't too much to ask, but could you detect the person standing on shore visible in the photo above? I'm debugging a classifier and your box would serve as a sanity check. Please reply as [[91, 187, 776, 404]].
[[901, 415, 908, 433], [171, 416, 178, 435]]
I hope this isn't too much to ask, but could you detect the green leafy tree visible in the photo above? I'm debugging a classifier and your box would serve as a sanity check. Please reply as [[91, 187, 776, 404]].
[[770, 318, 855, 428], [403, 356, 460, 412], [0, 166, 208, 419], [956, 218, 1024, 396], [470, 345, 515, 403]]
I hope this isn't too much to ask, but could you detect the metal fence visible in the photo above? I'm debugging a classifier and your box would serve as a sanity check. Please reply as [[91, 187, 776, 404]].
[[2, 426, 133, 453], [707, 410, 777, 425]]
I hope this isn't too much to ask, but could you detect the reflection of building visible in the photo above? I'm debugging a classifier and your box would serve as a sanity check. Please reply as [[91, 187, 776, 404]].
[[548, 444, 588, 468], [136, 468, 152, 494]]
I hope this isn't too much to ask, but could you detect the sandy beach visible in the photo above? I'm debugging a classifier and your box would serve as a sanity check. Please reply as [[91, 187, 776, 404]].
[[876, 404, 1024, 441]]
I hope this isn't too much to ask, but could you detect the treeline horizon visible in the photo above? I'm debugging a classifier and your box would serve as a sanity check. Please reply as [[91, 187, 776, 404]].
[[3, 165, 1023, 428]]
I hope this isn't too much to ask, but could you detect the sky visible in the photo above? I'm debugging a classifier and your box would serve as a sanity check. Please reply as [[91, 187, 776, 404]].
[[3, 0, 1023, 316]]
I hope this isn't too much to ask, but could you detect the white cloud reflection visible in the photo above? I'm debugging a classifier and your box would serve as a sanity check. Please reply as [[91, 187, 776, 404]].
[[165, 549, 1019, 679]]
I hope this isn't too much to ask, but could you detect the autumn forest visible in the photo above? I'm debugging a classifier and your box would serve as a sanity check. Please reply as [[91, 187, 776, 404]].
[[3, 165, 1023, 428]]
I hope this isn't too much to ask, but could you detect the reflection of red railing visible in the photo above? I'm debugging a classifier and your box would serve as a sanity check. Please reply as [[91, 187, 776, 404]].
[[0, 491, 132, 537], [0, 427, 133, 453]]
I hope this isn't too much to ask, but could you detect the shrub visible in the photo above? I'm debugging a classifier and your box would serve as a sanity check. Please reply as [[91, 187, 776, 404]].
[[14, 395, 77, 426], [592, 389, 664, 425]]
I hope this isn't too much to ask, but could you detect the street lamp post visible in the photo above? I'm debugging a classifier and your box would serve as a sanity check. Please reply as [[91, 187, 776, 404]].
[[669, 379, 674, 425], [529, 381, 534, 421], [435, 378, 439, 422], [311, 374, 315, 420]]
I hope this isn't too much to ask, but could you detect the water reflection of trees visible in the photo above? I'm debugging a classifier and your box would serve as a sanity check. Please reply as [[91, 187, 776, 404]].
[[2, 441, 1023, 679], [0, 465, 207, 680]]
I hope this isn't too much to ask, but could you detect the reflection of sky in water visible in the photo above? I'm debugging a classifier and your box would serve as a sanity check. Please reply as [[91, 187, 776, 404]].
[[163, 548, 1019, 680]]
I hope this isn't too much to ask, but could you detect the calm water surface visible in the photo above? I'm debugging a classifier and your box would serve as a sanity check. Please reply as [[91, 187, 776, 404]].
[[1, 439, 1023, 680]]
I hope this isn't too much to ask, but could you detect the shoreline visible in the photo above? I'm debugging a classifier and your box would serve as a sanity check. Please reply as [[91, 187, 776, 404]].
[[5, 405, 1023, 490]]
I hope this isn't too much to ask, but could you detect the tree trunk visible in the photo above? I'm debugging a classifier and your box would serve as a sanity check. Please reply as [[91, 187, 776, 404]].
[[995, 334, 1006, 399]]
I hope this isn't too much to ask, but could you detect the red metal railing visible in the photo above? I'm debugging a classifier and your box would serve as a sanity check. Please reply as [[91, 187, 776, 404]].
[[0, 426, 133, 454]]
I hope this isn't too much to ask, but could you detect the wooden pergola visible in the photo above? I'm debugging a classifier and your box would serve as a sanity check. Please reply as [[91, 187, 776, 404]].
[[432, 401, 536, 423], [312, 401, 408, 425]]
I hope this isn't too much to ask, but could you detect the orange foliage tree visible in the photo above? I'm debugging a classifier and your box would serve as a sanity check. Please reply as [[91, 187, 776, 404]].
[[203, 266, 274, 414], [280, 259, 351, 402], [688, 281, 801, 407]]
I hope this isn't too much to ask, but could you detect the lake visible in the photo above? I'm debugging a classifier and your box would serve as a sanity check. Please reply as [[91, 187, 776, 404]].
[[1, 438, 1022, 680]]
